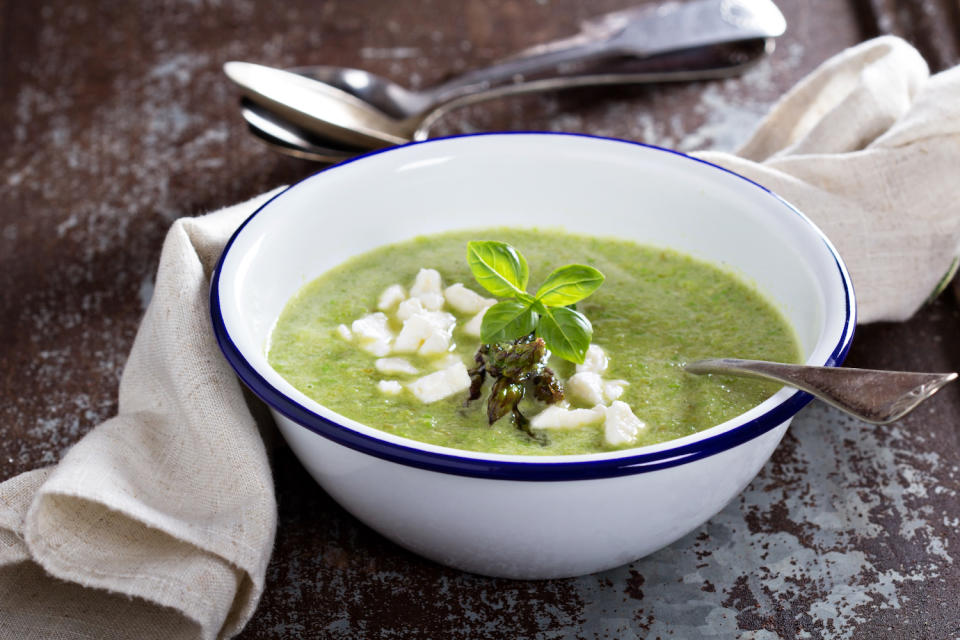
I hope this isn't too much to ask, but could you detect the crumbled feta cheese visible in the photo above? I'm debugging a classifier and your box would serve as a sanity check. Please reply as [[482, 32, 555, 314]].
[[567, 371, 605, 406], [351, 312, 390, 341], [411, 268, 442, 294], [462, 301, 495, 337], [336, 324, 352, 341], [377, 284, 406, 311], [366, 342, 391, 357], [530, 404, 606, 430], [418, 292, 445, 311], [410, 268, 445, 311], [409, 361, 471, 403], [419, 332, 451, 355], [396, 297, 425, 321], [604, 401, 646, 446], [444, 283, 494, 314], [377, 380, 403, 395], [576, 344, 608, 374], [603, 379, 629, 402], [350, 312, 393, 356], [375, 357, 418, 375], [431, 354, 463, 370], [393, 311, 457, 355]]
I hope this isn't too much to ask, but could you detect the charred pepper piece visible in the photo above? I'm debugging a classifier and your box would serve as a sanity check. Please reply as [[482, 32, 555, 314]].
[[467, 346, 488, 402], [465, 334, 564, 443], [487, 377, 524, 424], [532, 367, 564, 404], [487, 336, 546, 381]]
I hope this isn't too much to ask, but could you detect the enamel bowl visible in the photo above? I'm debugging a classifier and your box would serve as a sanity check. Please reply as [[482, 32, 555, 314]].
[[211, 133, 854, 579]]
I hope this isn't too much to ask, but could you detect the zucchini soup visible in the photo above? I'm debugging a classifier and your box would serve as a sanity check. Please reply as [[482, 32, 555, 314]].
[[267, 228, 802, 455]]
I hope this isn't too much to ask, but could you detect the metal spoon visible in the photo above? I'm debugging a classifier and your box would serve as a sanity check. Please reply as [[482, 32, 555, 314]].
[[685, 358, 958, 424], [225, 0, 786, 148], [241, 99, 363, 163], [240, 39, 773, 163]]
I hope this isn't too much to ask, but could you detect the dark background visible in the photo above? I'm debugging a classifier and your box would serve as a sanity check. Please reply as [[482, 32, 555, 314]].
[[1, 1, 958, 638]]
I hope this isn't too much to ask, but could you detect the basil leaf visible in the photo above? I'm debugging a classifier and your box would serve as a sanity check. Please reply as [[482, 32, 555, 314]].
[[480, 300, 539, 344], [516, 290, 537, 306], [536, 306, 593, 364], [467, 241, 529, 298], [535, 264, 605, 307]]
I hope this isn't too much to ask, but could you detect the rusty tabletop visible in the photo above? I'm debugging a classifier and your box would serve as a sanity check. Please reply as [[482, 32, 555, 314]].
[[1, 1, 958, 638]]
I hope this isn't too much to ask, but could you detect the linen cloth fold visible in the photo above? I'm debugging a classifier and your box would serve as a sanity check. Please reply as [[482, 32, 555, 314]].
[[697, 36, 960, 322], [0, 193, 281, 640], [1, 36, 958, 639]]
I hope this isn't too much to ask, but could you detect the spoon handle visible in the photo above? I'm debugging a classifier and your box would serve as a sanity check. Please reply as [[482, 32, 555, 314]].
[[426, 0, 785, 105], [426, 32, 618, 104], [684, 358, 957, 424]]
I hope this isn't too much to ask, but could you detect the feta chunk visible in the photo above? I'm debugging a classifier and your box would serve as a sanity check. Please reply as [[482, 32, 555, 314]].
[[377, 284, 406, 311], [462, 301, 495, 338], [567, 371, 605, 406], [409, 361, 471, 403], [604, 401, 646, 446], [350, 312, 393, 356], [577, 344, 607, 373], [336, 324, 352, 341], [567, 369, 629, 405], [351, 312, 390, 341], [396, 297, 425, 322], [576, 344, 608, 374], [393, 311, 457, 355], [419, 330, 452, 355], [603, 379, 629, 402], [444, 283, 494, 314], [375, 357, 418, 375], [377, 380, 403, 395], [431, 354, 463, 370], [530, 404, 606, 430], [418, 292, 445, 311], [410, 268, 445, 311]]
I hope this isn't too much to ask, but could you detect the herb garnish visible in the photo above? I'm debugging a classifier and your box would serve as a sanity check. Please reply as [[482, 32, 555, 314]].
[[466, 240, 604, 364], [464, 241, 605, 440]]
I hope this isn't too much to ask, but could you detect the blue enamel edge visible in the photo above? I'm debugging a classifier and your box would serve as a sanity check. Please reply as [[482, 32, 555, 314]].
[[209, 132, 856, 482]]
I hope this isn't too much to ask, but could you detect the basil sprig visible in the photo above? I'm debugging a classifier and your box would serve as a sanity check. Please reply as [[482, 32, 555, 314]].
[[466, 241, 604, 364]]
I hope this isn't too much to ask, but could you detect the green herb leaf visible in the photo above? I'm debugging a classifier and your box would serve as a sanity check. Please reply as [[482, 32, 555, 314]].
[[536, 306, 593, 364], [467, 241, 530, 298], [535, 264, 605, 307], [516, 290, 537, 306], [466, 240, 603, 365], [480, 300, 539, 344]]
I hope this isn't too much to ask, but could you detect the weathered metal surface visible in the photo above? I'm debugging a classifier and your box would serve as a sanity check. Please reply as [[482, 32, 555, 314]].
[[1, 1, 956, 638]]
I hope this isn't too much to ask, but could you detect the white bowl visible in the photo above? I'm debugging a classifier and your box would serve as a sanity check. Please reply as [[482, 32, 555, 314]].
[[212, 133, 855, 579]]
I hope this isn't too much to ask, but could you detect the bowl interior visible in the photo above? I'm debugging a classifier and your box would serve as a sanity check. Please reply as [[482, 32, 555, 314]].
[[215, 134, 852, 462]]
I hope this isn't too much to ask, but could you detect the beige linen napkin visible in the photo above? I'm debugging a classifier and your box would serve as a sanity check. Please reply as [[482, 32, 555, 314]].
[[697, 36, 960, 322], [1, 36, 958, 639], [0, 193, 281, 640]]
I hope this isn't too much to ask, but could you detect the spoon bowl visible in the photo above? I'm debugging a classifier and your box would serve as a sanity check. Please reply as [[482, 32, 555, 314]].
[[241, 99, 362, 163]]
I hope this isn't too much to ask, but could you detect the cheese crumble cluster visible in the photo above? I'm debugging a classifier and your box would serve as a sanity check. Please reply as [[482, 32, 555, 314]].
[[336, 268, 648, 447]]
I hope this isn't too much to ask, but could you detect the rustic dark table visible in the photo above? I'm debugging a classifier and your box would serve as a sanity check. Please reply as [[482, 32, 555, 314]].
[[2, 1, 958, 638]]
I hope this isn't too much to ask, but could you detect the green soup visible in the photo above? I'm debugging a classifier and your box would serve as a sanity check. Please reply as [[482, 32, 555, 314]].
[[268, 229, 801, 455]]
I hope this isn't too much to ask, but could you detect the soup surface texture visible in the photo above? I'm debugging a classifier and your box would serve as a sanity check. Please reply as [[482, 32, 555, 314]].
[[268, 228, 802, 455]]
